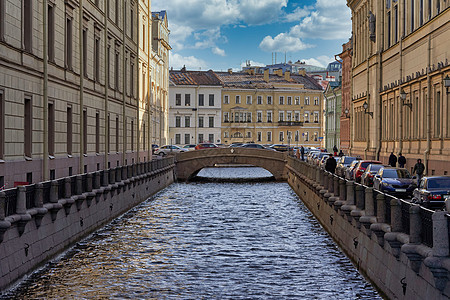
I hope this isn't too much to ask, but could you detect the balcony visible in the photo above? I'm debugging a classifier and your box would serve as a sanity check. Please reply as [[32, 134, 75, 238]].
[[278, 121, 304, 127]]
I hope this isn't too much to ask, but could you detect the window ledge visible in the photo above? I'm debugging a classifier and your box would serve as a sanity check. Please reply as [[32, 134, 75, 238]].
[[48, 155, 55, 160], [24, 156, 32, 161]]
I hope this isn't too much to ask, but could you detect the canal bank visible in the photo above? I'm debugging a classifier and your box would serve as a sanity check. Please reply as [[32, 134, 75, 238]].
[[286, 156, 449, 300], [0, 158, 175, 292]]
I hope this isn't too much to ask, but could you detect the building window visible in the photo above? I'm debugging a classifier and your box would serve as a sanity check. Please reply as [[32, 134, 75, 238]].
[[295, 131, 299, 142], [235, 95, 241, 104], [83, 28, 88, 77], [24, 97, 32, 157], [287, 96, 292, 105], [175, 134, 181, 144], [411, 0, 415, 31], [279, 96, 284, 105], [94, 35, 100, 81], [115, 0, 120, 25], [208, 134, 214, 143], [224, 131, 229, 138], [314, 97, 319, 105], [295, 112, 300, 121], [267, 131, 272, 142], [257, 96, 262, 104], [435, 91, 441, 137], [295, 97, 300, 105], [246, 95, 252, 104], [267, 111, 272, 122], [304, 131, 309, 141], [304, 97, 310, 105], [304, 112, 310, 123], [314, 112, 319, 123], [198, 134, 204, 143], [185, 116, 190, 127], [199, 94, 204, 106], [0, 0, 4, 41], [131, 120, 134, 152], [185, 94, 191, 106], [224, 95, 229, 104], [209, 94, 214, 106], [394, 5, 398, 44], [48, 103, 55, 156], [257, 132, 262, 142], [267, 96, 272, 105], [83, 110, 88, 154], [279, 111, 284, 122], [247, 112, 252, 123], [0, 91, 3, 159], [48, 4, 55, 61], [184, 134, 190, 144], [279, 131, 284, 142], [130, 59, 135, 97], [67, 106, 72, 155], [387, 11, 391, 48], [107, 114, 110, 153], [175, 116, 181, 127], [95, 112, 100, 153], [65, 15, 73, 69], [176, 94, 181, 106], [257, 111, 262, 122], [116, 116, 119, 152], [23, 0, 32, 52], [114, 50, 120, 90], [198, 116, 204, 128], [224, 112, 229, 122], [314, 132, 318, 141], [287, 112, 292, 121], [419, 0, 423, 26], [209, 116, 214, 128]]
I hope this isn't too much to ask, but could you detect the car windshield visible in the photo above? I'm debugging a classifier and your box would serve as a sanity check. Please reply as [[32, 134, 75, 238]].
[[427, 178, 450, 189], [383, 169, 411, 178], [344, 157, 357, 164], [369, 165, 383, 172]]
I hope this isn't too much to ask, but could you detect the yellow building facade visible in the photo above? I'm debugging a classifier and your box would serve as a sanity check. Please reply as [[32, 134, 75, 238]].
[[216, 70, 324, 147], [348, 0, 449, 174]]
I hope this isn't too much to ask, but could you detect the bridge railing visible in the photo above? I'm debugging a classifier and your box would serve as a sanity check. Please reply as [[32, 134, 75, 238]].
[[287, 156, 447, 268]]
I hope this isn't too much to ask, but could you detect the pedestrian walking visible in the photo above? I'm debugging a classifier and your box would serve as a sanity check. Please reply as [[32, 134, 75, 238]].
[[338, 150, 344, 157], [413, 159, 425, 186], [388, 152, 397, 167], [300, 146, 305, 161], [325, 155, 337, 173], [398, 153, 406, 168], [333, 145, 338, 156]]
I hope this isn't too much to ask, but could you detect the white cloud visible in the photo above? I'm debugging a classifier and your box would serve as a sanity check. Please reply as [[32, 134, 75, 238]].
[[212, 47, 226, 57], [170, 53, 209, 70], [283, 6, 311, 22], [240, 60, 266, 68], [303, 55, 335, 68], [259, 33, 313, 52]]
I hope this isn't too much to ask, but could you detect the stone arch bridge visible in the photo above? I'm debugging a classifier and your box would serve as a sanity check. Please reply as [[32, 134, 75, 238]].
[[175, 148, 288, 181]]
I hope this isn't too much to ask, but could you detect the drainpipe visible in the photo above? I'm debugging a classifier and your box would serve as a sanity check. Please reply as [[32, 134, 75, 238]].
[[398, 0, 404, 157], [104, 0, 109, 169], [43, 0, 48, 180], [79, 0, 84, 173], [324, 94, 329, 150], [424, 35, 432, 175], [365, 33, 370, 159], [375, 1, 384, 161], [332, 89, 338, 149], [194, 86, 199, 144]]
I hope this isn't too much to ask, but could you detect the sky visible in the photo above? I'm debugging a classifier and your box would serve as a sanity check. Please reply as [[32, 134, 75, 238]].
[[151, 0, 352, 72]]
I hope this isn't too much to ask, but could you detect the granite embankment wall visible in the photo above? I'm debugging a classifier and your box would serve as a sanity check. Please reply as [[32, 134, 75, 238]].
[[0, 157, 175, 291], [286, 156, 450, 300]]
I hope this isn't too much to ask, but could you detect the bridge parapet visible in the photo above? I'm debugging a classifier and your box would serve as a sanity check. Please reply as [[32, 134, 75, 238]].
[[175, 148, 288, 181]]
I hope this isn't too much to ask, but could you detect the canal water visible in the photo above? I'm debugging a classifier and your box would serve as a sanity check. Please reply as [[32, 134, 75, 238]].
[[3, 167, 382, 299]]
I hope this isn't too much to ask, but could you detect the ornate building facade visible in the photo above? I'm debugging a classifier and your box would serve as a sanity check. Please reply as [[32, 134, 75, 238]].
[[0, 0, 170, 188], [348, 0, 449, 174]]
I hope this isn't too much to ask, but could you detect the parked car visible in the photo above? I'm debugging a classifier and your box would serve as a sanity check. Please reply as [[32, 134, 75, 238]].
[[182, 144, 197, 151], [154, 145, 188, 156], [361, 164, 386, 187], [241, 143, 273, 150], [412, 176, 450, 209], [152, 144, 159, 154], [345, 160, 360, 180], [373, 167, 416, 198], [314, 152, 332, 166], [229, 143, 244, 148], [195, 143, 219, 150], [336, 156, 359, 177], [269, 144, 289, 152], [353, 160, 382, 182], [216, 143, 227, 148]]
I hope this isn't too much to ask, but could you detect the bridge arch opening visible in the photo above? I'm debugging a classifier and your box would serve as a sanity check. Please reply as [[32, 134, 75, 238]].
[[189, 165, 276, 182]]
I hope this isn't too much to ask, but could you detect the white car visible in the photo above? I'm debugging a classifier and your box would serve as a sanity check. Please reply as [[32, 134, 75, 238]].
[[154, 145, 188, 156], [182, 144, 197, 151]]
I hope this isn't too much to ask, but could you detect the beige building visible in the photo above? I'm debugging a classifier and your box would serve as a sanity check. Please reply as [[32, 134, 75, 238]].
[[0, 0, 170, 188], [216, 69, 323, 147], [348, 0, 449, 174]]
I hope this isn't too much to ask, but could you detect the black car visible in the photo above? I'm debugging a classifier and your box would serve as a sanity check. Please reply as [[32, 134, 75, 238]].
[[373, 167, 416, 198], [336, 156, 358, 177], [412, 176, 450, 209]]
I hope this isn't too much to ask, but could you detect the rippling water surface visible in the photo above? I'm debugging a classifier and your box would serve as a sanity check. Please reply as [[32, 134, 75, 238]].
[[5, 167, 381, 299]]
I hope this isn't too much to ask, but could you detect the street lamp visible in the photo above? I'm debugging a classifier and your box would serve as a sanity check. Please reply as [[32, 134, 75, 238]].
[[444, 75, 450, 94], [400, 89, 412, 110], [344, 108, 350, 118], [363, 101, 373, 118]]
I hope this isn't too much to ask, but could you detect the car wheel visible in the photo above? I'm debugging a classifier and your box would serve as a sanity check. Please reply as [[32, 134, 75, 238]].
[[158, 152, 165, 156]]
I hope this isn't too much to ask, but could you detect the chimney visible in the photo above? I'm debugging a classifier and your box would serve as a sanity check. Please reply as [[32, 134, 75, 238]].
[[298, 69, 306, 76], [264, 69, 269, 82], [228, 68, 233, 74], [285, 70, 291, 81], [275, 69, 283, 77], [181, 65, 186, 73]]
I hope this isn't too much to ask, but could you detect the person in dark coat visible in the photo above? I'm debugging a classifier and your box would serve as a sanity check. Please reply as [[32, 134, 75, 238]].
[[325, 156, 337, 173], [338, 150, 344, 157], [413, 159, 425, 186], [333, 145, 338, 156], [300, 146, 305, 161], [388, 152, 397, 167], [398, 153, 406, 168]]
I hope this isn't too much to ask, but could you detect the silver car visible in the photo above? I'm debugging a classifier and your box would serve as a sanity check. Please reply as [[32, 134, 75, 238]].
[[154, 145, 188, 156]]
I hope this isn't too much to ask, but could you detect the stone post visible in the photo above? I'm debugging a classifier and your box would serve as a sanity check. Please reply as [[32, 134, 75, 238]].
[[76, 175, 83, 195], [376, 193, 386, 223], [346, 181, 355, 205], [409, 205, 422, 244], [94, 172, 101, 189], [365, 187, 374, 216], [315, 166, 320, 183], [328, 174, 334, 194], [0, 192, 5, 221], [390, 199, 402, 232], [64, 177, 71, 198], [109, 168, 115, 184], [339, 179, 346, 201], [103, 170, 109, 186], [50, 180, 58, 203], [35, 183, 43, 208], [86, 173, 93, 192], [432, 211, 449, 257], [16, 186, 27, 214], [116, 167, 121, 182], [333, 176, 339, 197], [355, 185, 365, 210]]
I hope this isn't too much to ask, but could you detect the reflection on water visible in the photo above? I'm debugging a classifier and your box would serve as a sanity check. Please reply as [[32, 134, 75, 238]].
[[3, 168, 381, 299]]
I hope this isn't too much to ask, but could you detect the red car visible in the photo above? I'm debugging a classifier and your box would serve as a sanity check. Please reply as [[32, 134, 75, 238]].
[[195, 143, 219, 150], [353, 160, 382, 183]]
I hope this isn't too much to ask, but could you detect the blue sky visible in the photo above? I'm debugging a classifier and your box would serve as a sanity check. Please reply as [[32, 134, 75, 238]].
[[152, 0, 352, 71]]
